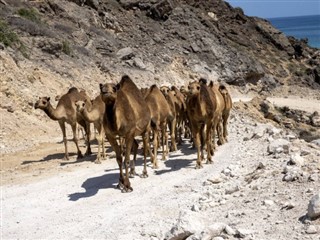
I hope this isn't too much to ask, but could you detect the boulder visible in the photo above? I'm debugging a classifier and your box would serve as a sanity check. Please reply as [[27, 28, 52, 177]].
[[307, 193, 320, 219]]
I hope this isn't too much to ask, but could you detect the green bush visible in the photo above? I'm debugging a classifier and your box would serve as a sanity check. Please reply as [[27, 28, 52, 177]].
[[17, 8, 41, 23], [0, 20, 29, 58], [62, 40, 72, 56], [0, 20, 19, 47]]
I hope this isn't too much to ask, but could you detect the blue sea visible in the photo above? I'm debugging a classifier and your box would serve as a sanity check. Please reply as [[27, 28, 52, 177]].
[[268, 15, 320, 49]]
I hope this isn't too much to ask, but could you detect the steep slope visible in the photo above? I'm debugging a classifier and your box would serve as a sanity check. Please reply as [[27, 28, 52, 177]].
[[0, 0, 319, 153]]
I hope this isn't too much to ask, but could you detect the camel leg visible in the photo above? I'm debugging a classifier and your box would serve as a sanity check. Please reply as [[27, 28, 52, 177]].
[[152, 129, 159, 169], [71, 123, 83, 159], [59, 121, 69, 160], [161, 124, 168, 161], [169, 118, 177, 152], [95, 125, 103, 164], [223, 112, 230, 142], [141, 132, 149, 178], [123, 135, 133, 192], [206, 122, 213, 164], [129, 139, 138, 178], [191, 123, 202, 169], [84, 121, 92, 156], [107, 135, 124, 190]]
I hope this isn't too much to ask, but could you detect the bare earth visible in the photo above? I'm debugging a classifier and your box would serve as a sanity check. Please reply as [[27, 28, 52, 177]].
[[1, 97, 320, 239]]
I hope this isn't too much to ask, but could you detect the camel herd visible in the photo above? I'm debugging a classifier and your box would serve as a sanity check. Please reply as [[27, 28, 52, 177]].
[[34, 75, 232, 192]]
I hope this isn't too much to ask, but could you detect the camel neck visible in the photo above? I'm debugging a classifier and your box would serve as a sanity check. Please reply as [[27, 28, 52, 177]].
[[44, 103, 62, 121]]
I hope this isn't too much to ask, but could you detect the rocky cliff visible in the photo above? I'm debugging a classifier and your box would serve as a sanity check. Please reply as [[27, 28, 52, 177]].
[[0, 0, 319, 152]]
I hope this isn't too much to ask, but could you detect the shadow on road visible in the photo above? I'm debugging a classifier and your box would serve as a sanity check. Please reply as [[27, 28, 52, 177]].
[[68, 172, 119, 201]]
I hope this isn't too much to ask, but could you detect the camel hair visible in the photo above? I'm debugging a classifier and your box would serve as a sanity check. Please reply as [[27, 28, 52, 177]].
[[186, 81, 217, 168], [34, 87, 92, 160], [75, 94, 106, 164], [143, 84, 173, 168], [100, 75, 151, 192]]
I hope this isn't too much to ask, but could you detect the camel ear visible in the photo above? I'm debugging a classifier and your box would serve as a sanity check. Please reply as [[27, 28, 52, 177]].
[[47, 97, 50, 101], [99, 83, 103, 91], [209, 81, 213, 87], [115, 83, 120, 91]]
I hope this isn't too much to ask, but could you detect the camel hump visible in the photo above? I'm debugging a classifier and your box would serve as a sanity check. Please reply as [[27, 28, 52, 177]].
[[119, 75, 133, 86], [68, 87, 78, 94], [150, 84, 158, 91]]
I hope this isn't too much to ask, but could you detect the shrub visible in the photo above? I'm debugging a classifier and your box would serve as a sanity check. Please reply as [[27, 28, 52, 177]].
[[62, 40, 72, 56], [17, 8, 41, 24], [0, 20, 19, 47], [0, 20, 29, 58]]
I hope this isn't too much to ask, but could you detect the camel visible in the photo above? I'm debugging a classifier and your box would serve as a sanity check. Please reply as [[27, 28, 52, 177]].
[[218, 84, 233, 142], [160, 86, 178, 152], [100, 75, 151, 192], [34, 87, 92, 160], [75, 94, 106, 164], [143, 84, 173, 168], [206, 80, 227, 147], [171, 86, 187, 145], [186, 81, 217, 168]]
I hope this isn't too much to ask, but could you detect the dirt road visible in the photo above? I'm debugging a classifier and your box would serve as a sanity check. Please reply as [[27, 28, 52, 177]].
[[2, 97, 319, 239]]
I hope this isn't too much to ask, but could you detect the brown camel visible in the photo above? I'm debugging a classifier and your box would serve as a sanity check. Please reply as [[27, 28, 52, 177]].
[[34, 87, 92, 160], [218, 84, 233, 142], [100, 75, 151, 192], [171, 85, 187, 145], [207, 80, 227, 147], [143, 84, 173, 168], [186, 81, 217, 168], [160, 86, 178, 152], [75, 94, 106, 164]]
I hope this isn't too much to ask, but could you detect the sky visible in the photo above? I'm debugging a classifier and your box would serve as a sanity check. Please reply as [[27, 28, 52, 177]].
[[226, 0, 320, 18]]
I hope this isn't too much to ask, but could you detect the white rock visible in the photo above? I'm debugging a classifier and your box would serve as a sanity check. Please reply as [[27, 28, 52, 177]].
[[267, 139, 290, 154], [224, 225, 236, 235], [289, 153, 305, 166], [165, 210, 204, 240], [307, 193, 320, 219], [305, 225, 318, 234], [263, 200, 275, 206]]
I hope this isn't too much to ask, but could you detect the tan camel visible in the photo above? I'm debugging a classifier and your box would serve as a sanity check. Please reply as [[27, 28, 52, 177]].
[[171, 86, 187, 145], [186, 81, 217, 168], [218, 84, 233, 142], [34, 87, 92, 160], [100, 75, 151, 192], [207, 80, 227, 147], [75, 94, 106, 164], [143, 84, 173, 168], [160, 86, 178, 152]]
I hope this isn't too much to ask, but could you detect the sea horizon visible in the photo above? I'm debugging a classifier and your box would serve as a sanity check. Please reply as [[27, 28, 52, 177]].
[[268, 14, 320, 49]]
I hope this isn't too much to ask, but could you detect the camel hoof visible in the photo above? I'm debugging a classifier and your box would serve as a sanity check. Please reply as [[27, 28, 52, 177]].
[[152, 165, 159, 169], [77, 154, 84, 160], [195, 164, 203, 169], [121, 187, 133, 193], [140, 172, 148, 178], [129, 171, 137, 178], [94, 159, 101, 164], [206, 159, 213, 164]]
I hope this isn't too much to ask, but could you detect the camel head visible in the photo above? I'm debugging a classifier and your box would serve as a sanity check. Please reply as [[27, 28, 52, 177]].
[[55, 95, 61, 101], [160, 86, 170, 96], [34, 97, 51, 110], [199, 78, 208, 85], [180, 86, 188, 97], [219, 84, 229, 97], [188, 81, 201, 95], [75, 100, 87, 113], [100, 83, 117, 102]]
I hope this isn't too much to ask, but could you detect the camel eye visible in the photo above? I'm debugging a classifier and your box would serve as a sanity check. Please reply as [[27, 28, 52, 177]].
[[42, 100, 46, 104], [197, 86, 200, 90]]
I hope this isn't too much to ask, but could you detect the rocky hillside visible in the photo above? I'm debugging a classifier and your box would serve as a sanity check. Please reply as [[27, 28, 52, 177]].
[[0, 0, 319, 153]]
